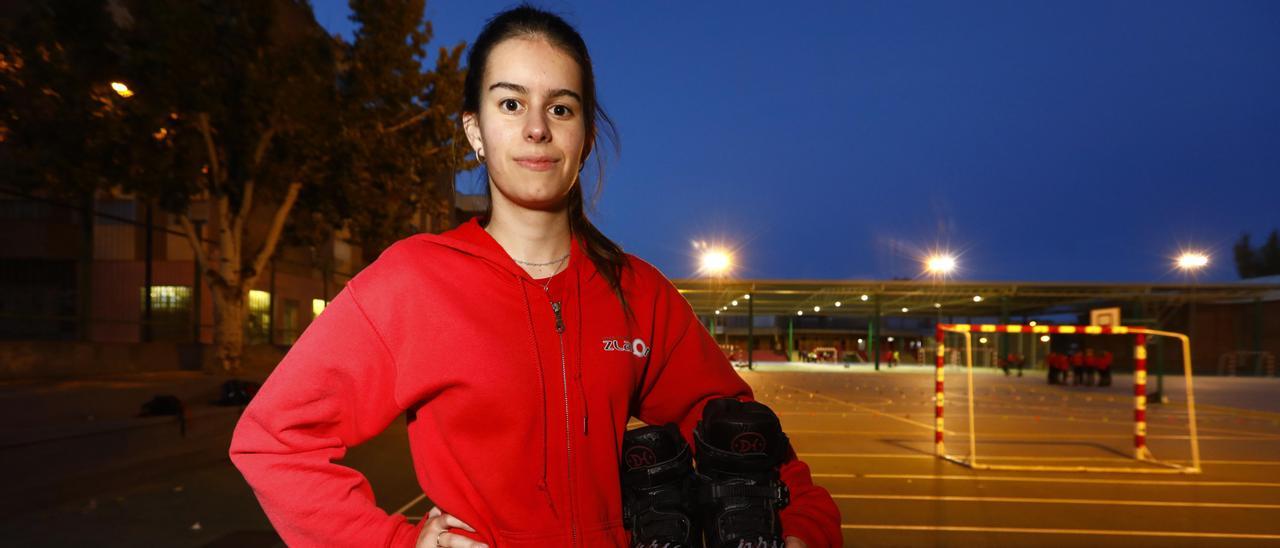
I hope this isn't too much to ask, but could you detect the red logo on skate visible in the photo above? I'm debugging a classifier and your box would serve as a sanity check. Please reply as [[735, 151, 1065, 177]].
[[624, 446, 657, 469], [730, 432, 767, 454]]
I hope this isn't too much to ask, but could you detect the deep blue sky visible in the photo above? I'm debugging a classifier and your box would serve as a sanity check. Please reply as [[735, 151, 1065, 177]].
[[312, 1, 1280, 283]]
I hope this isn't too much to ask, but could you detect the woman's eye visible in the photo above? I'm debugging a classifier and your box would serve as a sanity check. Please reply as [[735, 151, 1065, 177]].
[[550, 105, 572, 117], [500, 99, 521, 112]]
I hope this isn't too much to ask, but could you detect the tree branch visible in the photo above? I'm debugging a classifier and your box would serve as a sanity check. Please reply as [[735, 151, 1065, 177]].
[[382, 109, 429, 134], [251, 126, 276, 170], [196, 113, 221, 187], [215, 192, 237, 284], [233, 180, 254, 251], [248, 181, 303, 286], [178, 213, 226, 289]]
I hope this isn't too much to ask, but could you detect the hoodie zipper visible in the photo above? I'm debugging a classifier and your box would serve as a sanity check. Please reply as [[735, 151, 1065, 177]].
[[550, 300, 579, 547]]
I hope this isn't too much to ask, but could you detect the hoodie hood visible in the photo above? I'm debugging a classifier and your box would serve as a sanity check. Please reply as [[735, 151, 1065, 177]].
[[424, 217, 590, 284]]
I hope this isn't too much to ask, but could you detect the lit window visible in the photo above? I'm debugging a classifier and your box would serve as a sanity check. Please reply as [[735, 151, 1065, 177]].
[[139, 285, 192, 341], [312, 298, 327, 318], [247, 290, 271, 344], [143, 286, 192, 312]]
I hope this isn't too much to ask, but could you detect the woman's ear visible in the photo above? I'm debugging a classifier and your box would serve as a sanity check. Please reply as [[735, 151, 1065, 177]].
[[463, 112, 484, 158], [579, 141, 593, 171]]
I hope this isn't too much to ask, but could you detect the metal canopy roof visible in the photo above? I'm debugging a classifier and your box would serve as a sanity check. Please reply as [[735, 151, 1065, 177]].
[[672, 279, 1280, 317]]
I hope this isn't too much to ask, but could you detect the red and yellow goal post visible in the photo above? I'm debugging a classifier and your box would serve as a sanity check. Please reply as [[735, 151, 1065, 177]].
[[934, 323, 1202, 474]]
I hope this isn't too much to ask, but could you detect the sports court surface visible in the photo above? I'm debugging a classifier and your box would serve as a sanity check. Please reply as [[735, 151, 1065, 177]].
[[728, 364, 1280, 547]]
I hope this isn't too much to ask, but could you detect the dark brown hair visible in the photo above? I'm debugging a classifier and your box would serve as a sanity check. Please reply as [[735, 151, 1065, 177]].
[[463, 5, 629, 312]]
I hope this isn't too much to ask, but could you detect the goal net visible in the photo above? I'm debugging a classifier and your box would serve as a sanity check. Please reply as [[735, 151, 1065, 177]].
[[934, 323, 1202, 474]]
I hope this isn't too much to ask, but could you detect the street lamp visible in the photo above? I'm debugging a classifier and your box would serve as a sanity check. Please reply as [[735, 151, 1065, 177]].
[[1176, 252, 1209, 271], [698, 248, 733, 277], [925, 253, 957, 277], [1165, 250, 1209, 404], [110, 81, 134, 98]]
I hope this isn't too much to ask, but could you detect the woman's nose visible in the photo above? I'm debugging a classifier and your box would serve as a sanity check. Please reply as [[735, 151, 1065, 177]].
[[525, 113, 550, 143]]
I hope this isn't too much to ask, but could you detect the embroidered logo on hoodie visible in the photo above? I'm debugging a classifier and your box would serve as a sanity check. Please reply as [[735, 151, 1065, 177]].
[[602, 337, 650, 358]]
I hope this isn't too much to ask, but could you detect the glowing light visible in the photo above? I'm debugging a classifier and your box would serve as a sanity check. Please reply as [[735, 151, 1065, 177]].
[[901, 307, 909, 313], [110, 81, 134, 98], [925, 253, 957, 276], [731, 300, 739, 306], [834, 301, 842, 307], [312, 299, 327, 318], [797, 310, 804, 316], [743, 294, 751, 300], [979, 337, 989, 344], [860, 294, 869, 301], [714, 310, 721, 315], [972, 295, 983, 302], [1176, 251, 1209, 271], [1029, 320, 1037, 326], [813, 306, 821, 312], [698, 249, 733, 277], [934, 303, 942, 309], [888, 336, 895, 342], [1040, 335, 1051, 342]]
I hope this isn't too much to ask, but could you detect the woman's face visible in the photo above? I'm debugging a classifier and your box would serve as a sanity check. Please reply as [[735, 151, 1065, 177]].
[[464, 37, 587, 211]]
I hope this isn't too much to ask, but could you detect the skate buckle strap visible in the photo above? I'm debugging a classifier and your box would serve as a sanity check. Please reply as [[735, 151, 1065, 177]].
[[699, 480, 791, 509]]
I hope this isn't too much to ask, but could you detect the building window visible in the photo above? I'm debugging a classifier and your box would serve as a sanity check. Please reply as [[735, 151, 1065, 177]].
[[280, 299, 299, 345], [247, 290, 271, 345], [140, 285, 191, 341], [312, 298, 327, 319]]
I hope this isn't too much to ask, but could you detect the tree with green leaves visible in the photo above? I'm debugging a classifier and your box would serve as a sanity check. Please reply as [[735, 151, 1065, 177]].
[[316, 0, 472, 262], [1234, 229, 1280, 279], [2, 0, 470, 372], [0, 0, 131, 200]]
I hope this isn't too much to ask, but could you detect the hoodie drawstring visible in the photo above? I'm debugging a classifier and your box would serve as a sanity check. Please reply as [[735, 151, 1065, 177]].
[[520, 281, 558, 518], [574, 267, 589, 436]]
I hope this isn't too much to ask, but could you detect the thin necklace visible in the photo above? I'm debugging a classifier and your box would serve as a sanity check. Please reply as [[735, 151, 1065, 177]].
[[513, 252, 570, 267], [537, 255, 569, 291]]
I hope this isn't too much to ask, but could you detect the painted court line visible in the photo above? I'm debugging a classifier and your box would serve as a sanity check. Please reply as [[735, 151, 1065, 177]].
[[393, 493, 426, 515], [832, 493, 1280, 510], [770, 382, 941, 432], [839, 524, 1280, 540], [784, 429, 1280, 441], [816, 473, 1280, 488], [798, 452, 1280, 466]]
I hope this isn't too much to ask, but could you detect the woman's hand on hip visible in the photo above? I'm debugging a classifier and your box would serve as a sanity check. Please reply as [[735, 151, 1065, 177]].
[[416, 506, 487, 548]]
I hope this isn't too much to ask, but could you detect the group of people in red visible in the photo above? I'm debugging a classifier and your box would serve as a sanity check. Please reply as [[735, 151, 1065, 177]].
[[998, 353, 1027, 377], [1047, 347, 1114, 387]]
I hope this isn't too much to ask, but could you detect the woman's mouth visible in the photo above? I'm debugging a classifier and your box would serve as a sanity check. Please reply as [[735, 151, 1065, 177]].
[[515, 156, 559, 172]]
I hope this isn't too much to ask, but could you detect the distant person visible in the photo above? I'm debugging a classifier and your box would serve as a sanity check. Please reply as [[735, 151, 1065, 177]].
[[1070, 350, 1085, 386], [1098, 350, 1114, 387], [999, 353, 1024, 377], [1083, 348, 1098, 387], [1046, 352, 1066, 384]]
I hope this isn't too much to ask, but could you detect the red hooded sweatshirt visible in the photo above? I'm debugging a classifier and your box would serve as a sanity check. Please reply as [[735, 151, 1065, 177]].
[[229, 219, 842, 547]]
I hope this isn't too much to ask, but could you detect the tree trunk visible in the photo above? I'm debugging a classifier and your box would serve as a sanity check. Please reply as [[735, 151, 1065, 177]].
[[212, 286, 248, 373]]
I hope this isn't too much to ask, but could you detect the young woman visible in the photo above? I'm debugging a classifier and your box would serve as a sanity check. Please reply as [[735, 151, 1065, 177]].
[[230, 6, 841, 547]]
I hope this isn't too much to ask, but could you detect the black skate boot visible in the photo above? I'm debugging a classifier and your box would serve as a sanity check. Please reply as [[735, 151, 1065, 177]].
[[694, 398, 791, 548], [621, 424, 700, 548]]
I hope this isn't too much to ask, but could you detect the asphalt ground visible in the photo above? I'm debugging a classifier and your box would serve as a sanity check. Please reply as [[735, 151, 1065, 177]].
[[747, 364, 1280, 547], [4, 365, 1280, 547]]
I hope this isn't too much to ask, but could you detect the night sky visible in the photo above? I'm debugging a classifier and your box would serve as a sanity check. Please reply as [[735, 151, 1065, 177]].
[[312, 1, 1280, 283]]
